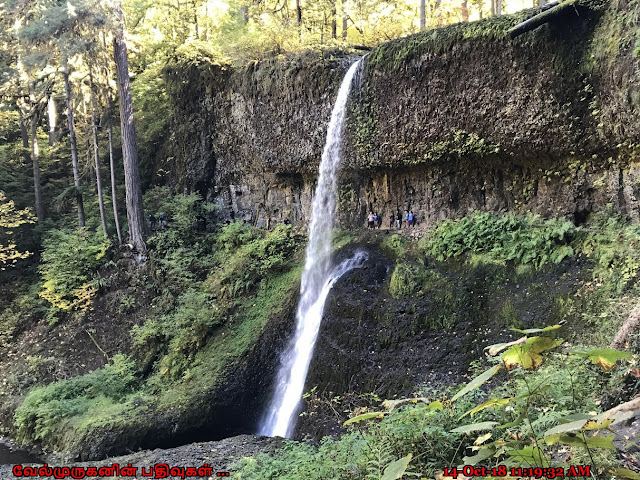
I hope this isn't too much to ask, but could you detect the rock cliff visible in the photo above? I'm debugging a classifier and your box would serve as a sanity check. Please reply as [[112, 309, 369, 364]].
[[162, 0, 640, 228]]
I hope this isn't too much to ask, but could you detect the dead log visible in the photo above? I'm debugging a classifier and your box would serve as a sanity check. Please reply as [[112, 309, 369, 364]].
[[507, 0, 579, 38], [610, 306, 640, 350]]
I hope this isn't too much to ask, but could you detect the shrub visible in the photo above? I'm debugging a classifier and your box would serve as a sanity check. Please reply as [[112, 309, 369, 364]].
[[423, 212, 577, 269], [206, 224, 304, 301], [389, 262, 421, 298], [14, 354, 138, 445], [132, 289, 223, 378], [38, 228, 111, 322]]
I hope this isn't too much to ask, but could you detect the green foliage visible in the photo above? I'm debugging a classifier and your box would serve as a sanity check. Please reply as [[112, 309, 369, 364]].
[[423, 212, 577, 269], [388, 262, 422, 298], [234, 389, 479, 479], [130, 63, 171, 188], [144, 187, 217, 292], [234, 318, 633, 479], [38, 228, 111, 322], [132, 289, 223, 378], [581, 207, 640, 294], [144, 187, 212, 250], [0, 284, 46, 348], [206, 223, 304, 301], [0, 191, 35, 269], [214, 220, 256, 252], [379, 234, 406, 258], [417, 130, 501, 165], [14, 354, 138, 446]]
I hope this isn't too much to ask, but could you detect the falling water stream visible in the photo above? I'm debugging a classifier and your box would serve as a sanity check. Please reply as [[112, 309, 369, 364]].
[[259, 58, 366, 438]]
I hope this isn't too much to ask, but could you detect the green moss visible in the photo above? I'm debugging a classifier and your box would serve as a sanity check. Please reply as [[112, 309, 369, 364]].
[[408, 130, 501, 166], [367, 0, 606, 72], [367, 10, 530, 71], [389, 262, 424, 298]]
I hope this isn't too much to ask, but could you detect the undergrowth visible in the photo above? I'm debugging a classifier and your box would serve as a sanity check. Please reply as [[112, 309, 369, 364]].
[[12, 189, 306, 454]]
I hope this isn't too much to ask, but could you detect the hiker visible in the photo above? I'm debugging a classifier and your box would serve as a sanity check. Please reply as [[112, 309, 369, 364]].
[[149, 214, 156, 231], [410, 211, 416, 227], [408, 211, 414, 227], [375, 212, 380, 229], [158, 213, 166, 230], [403, 210, 409, 228], [390, 213, 395, 229], [396, 210, 402, 229], [368, 212, 375, 229]]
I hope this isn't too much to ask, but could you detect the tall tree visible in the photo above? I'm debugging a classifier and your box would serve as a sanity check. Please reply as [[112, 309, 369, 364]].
[[89, 69, 108, 237], [29, 106, 45, 223], [342, 0, 348, 40], [112, 1, 146, 254], [420, 0, 426, 30], [62, 56, 86, 227], [107, 102, 123, 245]]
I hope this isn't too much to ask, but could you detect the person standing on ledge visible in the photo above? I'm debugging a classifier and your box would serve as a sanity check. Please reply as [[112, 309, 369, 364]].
[[408, 211, 414, 227], [396, 210, 402, 229], [390, 212, 395, 229], [368, 212, 375, 229]]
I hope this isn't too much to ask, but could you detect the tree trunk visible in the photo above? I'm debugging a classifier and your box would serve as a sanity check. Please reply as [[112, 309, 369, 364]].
[[20, 108, 45, 223], [496, 0, 502, 15], [342, 0, 349, 42], [113, 1, 146, 255], [47, 95, 57, 146], [108, 110, 123, 245], [62, 59, 86, 227], [239, 5, 249, 23], [331, 3, 337, 39], [420, 0, 426, 30], [461, 0, 469, 20], [30, 117, 45, 223], [90, 72, 108, 237]]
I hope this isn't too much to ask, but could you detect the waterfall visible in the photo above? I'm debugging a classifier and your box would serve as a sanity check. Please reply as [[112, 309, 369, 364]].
[[259, 58, 365, 438]]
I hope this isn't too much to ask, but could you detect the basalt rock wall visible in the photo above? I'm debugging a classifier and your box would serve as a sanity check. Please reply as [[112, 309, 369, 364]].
[[163, 0, 640, 227]]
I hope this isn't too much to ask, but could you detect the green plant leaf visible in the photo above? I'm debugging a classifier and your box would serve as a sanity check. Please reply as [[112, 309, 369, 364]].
[[569, 348, 632, 371], [507, 446, 548, 467], [451, 364, 501, 402], [462, 447, 495, 466], [381, 397, 443, 411], [501, 337, 562, 370], [451, 421, 499, 434], [510, 322, 565, 334], [609, 468, 640, 480], [545, 433, 615, 449], [543, 418, 589, 436], [485, 337, 527, 356], [381, 453, 412, 480], [460, 397, 514, 419], [343, 411, 385, 426]]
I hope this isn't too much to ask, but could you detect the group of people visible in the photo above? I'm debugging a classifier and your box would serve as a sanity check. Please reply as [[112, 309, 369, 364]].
[[149, 213, 167, 231], [367, 210, 416, 229]]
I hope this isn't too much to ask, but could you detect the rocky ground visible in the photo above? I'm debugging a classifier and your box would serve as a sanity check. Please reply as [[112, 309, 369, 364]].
[[0, 434, 283, 479]]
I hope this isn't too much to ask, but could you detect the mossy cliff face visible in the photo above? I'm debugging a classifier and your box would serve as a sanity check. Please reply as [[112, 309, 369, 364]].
[[164, 0, 640, 226]]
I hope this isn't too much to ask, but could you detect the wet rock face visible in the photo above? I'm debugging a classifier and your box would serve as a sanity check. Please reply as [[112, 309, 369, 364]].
[[163, 5, 640, 228], [292, 238, 589, 440]]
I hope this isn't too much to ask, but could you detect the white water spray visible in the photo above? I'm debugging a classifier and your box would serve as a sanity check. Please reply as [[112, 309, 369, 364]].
[[259, 58, 365, 438]]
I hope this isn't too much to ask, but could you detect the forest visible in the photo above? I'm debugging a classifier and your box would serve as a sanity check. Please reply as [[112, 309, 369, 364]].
[[1, 0, 640, 479]]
